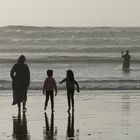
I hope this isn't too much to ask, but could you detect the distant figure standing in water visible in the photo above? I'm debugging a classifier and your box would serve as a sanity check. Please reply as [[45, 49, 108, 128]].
[[121, 50, 131, 71], [60, 70, 79, 112], [10, 55, 30, 112], [43, 70, 57, 112]]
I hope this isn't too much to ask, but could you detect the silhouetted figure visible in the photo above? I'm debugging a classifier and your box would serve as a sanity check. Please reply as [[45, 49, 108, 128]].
[[60, 70, 79, 112], [12, 111, 30, 140], [66, 112, 75, 140], [121, 50, 131, 71], [10, 55, 30, 112], [43, 112, 57, 140], [43, 70, 57, 112]]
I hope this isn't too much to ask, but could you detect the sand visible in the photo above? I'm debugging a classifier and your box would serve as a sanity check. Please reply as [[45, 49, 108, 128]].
[[0, 90, 140, 140]]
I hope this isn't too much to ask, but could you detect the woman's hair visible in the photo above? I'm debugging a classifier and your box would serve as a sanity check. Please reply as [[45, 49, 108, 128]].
[[67, 70, 74, 82], [17, 55, 26, 64]]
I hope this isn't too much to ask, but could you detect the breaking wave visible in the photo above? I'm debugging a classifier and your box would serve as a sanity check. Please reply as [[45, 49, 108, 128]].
[[1, 79, 140, 90]]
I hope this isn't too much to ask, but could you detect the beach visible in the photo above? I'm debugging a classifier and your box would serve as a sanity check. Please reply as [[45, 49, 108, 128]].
[[0, 26, 140, 139], [0, 90, 140, 140], [0, 0, 140, 138]]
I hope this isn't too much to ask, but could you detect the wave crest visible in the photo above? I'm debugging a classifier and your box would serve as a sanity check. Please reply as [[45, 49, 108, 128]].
[[1, 80, 140, 90]]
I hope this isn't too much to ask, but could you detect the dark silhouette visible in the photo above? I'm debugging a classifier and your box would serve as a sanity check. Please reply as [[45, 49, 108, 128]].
[[43, 112, 57, 140], [12, 111, 30, 140], [60, 70, 79, 112], [43, 70, 57, 112], [121, 50, 131, 71], [10, 55, 30, 112], [66, 112, 75, 140]]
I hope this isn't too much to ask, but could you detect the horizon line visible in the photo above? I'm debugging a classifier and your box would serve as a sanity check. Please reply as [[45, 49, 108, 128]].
[[1, 25, 140, 28]]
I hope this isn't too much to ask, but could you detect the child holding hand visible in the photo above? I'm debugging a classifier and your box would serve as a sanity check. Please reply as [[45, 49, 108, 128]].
[[60, 70, 79, 112]]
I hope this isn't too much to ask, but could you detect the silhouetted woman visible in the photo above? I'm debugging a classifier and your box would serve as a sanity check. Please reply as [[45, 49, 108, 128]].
[[10, 55, 30, 112], [60, 70, 79, 112]]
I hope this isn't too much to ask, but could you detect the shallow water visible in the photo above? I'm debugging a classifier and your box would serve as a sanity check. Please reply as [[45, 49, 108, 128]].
[[0, 90, 140, 140], [0, 27, 140, 90], [1, 59, 140, 90]]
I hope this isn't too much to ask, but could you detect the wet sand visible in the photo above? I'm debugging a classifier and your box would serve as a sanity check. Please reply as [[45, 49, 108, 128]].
[[0, 90, 140, 140]]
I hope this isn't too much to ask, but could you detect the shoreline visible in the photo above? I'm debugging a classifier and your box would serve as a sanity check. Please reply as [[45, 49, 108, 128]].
[[0, 90, 140, 139]]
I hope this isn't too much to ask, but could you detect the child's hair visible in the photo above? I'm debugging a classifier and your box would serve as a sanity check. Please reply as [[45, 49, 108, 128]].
[[67, 70, 74, 82], [47, 70, 53, 77]]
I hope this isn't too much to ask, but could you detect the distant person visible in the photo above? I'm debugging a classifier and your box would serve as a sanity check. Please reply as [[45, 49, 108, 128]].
[[43, 70, 57, 112], [10, 55, 30, 112], [121, 50, 131, 71], [60, 70, 79, 112]]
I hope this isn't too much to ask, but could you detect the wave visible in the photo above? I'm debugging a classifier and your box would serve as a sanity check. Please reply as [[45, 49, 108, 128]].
[[1, 79, 140, 90], [0, 38, 140, 46], [1, 53, 140, 64], [1, 26, 140, 46]]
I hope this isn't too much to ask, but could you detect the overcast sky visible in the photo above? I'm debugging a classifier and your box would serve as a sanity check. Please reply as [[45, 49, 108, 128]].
[[0, 0, 140, 26]]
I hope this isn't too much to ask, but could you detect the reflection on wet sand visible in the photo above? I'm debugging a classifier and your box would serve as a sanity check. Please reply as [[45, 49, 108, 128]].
[[12, 111, 30, 140], [66, 112, 79, 140], [121, 94, 130, 115], [121, 94, 130, 133], [43, 112, 57, 140]]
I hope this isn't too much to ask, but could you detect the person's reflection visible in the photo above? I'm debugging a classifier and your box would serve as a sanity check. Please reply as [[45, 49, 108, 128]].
[[43, 112, 57, 140], [122, 94, 130, 114], [121, 93, 130, 131], [66, 112, 75, 139], [12, 111, 30, 140]]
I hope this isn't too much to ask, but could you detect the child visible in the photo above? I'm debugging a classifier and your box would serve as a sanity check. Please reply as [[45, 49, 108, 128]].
[[60, 70, 79, 112], [43, 70, 57, 112]]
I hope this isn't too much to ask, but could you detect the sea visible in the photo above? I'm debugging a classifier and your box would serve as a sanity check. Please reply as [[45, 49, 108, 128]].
[[0, 26, 140, 90]]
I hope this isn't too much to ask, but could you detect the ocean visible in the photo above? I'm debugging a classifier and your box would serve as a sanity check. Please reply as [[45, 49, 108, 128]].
[[1, 26, 140, 90]]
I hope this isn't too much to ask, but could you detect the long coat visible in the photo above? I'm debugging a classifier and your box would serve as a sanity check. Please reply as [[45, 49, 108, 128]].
[[10, 63, 30, 105]]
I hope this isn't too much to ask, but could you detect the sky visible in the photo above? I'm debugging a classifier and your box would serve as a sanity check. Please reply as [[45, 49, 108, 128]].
[[0, 0, 140, 27]]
